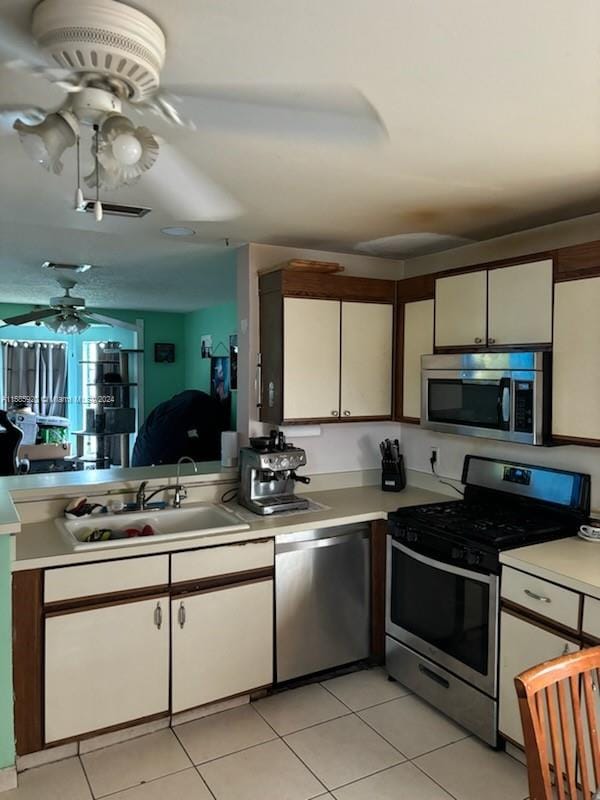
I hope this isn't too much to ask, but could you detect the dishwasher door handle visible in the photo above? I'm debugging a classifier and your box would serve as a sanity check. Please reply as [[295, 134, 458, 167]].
[[276, 531, 368, 554]]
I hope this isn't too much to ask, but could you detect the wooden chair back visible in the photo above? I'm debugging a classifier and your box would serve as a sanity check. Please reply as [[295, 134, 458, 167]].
[[515, 645, 600, 800]]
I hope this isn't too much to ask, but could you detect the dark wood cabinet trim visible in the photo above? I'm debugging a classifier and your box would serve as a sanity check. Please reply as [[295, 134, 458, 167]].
[[370, 520, 387, 663], [395, 274, 435, 303], [554, 239, 600, 281], [552, 434, 600, 448], [13, 570, 44, 756], [170, 567, 274, 596], [501, 599, 581, 641], [173, 683, 273, 717], [45, 588, 170, 617], [277, 271, 395, 303], [45, 711, 170, 749], [393, 302, 405, 420]]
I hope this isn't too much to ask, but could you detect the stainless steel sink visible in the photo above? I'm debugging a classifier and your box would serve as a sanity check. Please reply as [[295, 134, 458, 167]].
[[56, 504, 250, 551]]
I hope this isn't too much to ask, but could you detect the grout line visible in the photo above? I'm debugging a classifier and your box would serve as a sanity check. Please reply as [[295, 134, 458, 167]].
[[192, 765, 218, 800], [407, 733, 473, 762], [77, 754, 96, 800], [409, 758, 461, 800], [91, 766, 201, 799], [180, 733, 280, 768], [252, 704, 352, 737], [351, 710, 410, 760], [278, 736, 329, 796]]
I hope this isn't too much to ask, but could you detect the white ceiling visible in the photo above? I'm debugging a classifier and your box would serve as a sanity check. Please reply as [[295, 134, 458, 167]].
[[1, 0, 600, 309]]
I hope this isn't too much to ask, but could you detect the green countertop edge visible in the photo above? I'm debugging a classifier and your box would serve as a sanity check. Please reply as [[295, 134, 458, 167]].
[[0, 534, 14, 769]]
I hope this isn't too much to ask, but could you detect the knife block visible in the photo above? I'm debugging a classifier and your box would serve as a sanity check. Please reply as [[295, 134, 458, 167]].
[[381, 455, 406, 492]]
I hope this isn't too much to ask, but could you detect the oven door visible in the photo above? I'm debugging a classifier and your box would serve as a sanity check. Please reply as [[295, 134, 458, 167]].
[[386, 537, 499, 697]]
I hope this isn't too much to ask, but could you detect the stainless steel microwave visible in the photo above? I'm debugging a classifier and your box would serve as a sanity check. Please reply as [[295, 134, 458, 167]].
[[420, 352, 551, 445]]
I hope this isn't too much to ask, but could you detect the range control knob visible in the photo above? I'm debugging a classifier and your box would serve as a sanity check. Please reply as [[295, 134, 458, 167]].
[[406, 529, 419, 543], [451, 546, 465, 561], [465, 549, 482, 566]]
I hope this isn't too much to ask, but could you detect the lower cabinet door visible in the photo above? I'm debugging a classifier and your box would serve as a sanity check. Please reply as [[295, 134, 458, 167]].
[[171, 579, 273, 713], [499, 611, 579, 748], [45, 595, 170, 743]]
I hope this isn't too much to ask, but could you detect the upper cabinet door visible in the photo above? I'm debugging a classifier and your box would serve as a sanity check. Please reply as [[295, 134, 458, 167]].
[[283, 297, 340, 421], [340, 302, 393, 418], [488, 260, 553, 346], [402, 299, 434, 420], [553, 277, 600, 441], [435, 271, 487, 348]]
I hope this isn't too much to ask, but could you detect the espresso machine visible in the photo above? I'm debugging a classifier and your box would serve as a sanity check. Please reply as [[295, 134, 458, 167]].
[[239, 430, 311, 515]]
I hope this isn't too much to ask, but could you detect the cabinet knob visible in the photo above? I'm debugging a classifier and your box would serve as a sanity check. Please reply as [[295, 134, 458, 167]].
[[474, 337, 483, 344], [343, 410, 351, 417], [331, 410, 339, 417], [488, 338, 496, 345]]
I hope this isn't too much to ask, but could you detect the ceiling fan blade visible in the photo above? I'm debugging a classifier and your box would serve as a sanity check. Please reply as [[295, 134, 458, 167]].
[[0, 308, 56, 326], [143, 140, 243, 221], [85, 313, 138, 331], [155, 85, 387, 144], [0, 18, 47, 69], [0, 105, 46, 134]]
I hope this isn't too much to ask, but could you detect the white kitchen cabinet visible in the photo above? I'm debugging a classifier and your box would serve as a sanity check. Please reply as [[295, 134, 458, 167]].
[[171, 579, 273, 713], [402, 299, 434, 419], [435, 271, 487, 348], [553, 276, 600, 441], [498, 610, 579, 747], [283, 297, 341, 421], [45, 595, 170, 743], [435, 260, 553, 349], [340, 301, 393, 418], [488, 260, 553, 346]]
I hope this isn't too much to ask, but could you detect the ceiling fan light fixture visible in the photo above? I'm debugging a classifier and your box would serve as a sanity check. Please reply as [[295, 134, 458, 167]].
[[84, 114, 159, 189], [14, 111, 77, 174]]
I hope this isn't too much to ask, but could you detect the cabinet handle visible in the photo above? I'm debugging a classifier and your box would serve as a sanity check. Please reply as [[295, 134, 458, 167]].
[[343, 410, 351, 417], [474, 337, 483, 344], [178, 601, 186, 629], [524, 589, 551, 604], [488, 338, 496, 344], [331, 410, 339, 417], [255, 353, 263, 410], [154, 602, 162, 630]]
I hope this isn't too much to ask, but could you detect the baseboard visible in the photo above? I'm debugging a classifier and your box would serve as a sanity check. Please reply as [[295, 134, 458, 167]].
[[0, 765, 17, 793]]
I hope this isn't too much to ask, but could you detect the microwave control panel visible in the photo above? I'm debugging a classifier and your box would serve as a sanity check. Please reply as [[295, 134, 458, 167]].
[[514, 381, 534, 433]]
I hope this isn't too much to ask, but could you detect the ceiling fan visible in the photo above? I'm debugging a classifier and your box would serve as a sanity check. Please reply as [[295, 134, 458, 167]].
[[0, 277, 126, 334], [0, 0, 386, 222]]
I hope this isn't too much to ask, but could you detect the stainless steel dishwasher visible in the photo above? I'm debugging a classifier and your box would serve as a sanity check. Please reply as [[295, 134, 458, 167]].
[[275, 523, 370, 683]]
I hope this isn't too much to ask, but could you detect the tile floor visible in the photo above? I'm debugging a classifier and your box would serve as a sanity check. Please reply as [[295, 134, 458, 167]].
[[4, 667, 530, 800]]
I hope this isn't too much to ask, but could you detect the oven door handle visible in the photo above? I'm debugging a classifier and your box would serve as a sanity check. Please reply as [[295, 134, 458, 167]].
[[391, 540, 493, 584]]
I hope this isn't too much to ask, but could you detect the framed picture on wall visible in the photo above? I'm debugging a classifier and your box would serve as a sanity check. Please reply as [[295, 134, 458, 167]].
[[229, 334, 238, 390], [210, 356, 230, 401], [154, 343, 175, 363], [200, 335, 212, 359]]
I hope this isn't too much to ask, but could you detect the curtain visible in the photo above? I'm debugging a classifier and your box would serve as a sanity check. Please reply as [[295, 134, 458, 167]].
[[1, 342, 67, 416]]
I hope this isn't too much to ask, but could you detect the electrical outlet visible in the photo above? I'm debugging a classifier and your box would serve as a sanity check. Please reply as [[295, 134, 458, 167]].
[[430, 447, 440, 471]]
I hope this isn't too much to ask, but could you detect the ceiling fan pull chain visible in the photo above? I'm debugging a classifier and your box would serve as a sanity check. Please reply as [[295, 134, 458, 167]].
[[93, 123, 103, 222], [74, 134, 84, 211]]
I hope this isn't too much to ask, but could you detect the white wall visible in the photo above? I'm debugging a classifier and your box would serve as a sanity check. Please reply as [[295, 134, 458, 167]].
[[236, 243, 405, 473], [405, 210, 600, 277], [401, 212, 600, 511]]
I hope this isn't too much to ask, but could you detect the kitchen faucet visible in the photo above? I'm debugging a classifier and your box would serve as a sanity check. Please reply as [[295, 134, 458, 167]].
[[133, 457, 198, 511], [174, 456, 198, 509]]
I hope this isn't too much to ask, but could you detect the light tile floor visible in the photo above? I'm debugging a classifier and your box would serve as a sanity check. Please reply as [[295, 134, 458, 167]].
[[5, 667, 530, 800]]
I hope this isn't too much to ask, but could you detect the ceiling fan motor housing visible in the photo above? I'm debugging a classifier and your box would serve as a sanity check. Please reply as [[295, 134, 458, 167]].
[[32, 0, 166, 101]]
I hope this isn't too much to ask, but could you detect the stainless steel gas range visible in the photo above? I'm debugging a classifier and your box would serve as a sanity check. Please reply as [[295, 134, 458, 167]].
[[385, 455, 590, 746]]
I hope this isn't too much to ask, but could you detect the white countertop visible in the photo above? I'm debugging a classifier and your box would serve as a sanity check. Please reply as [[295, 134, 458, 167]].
[[501, 537, 600, 599], [13, 484, 446, 571]]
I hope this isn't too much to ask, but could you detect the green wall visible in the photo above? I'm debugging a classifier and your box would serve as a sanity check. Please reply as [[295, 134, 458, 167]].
[[0, 536, 14, 769], [184, 302, 238, 428]]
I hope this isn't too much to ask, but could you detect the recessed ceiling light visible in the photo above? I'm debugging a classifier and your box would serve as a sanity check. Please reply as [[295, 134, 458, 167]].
[[160, 226, 196, 237]]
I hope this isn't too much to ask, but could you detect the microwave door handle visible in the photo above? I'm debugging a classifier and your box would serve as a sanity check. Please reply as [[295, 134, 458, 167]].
[[497, 378, 511, 430]]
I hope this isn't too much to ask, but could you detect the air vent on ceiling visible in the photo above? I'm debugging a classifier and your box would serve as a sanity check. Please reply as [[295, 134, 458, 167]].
[[42, 261, 92, 273], [77, 200, 151, 218]]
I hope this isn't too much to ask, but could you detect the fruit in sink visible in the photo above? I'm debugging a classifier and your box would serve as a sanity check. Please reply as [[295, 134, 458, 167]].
[[124, 527, 142, 538], [140, 524, 156, 537]]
